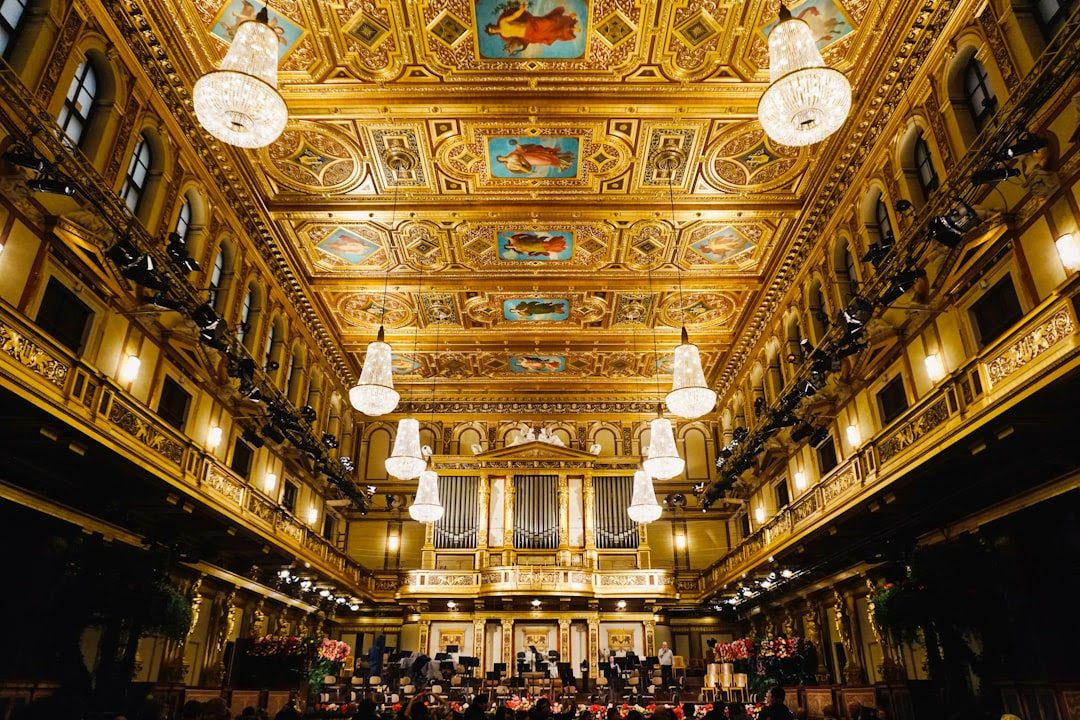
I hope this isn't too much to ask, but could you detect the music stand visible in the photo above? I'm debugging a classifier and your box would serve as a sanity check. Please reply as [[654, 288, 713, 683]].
[[493, 662, 507, 678], [446, 646, 459, 655]]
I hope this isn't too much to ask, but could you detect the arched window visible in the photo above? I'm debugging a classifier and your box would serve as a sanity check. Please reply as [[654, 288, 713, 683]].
[[0, 0, 28, 56], [914, 133, 939, 199], [1035, 0, 1069, 36], [120, 134, 151, 213], [836, 240, 858, 306], [57, 59, 97, 146], [208, 249, 225, 307], [874, 196, 894, 244], [238, 287, 254, 345], [174, 195, 192, 240], [964, 57, 997, 130]]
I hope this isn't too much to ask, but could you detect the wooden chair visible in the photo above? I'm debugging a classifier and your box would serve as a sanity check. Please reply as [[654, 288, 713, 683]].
[[732, 673, 748, 702], [701, 672, 717, 703], [672, 656, 687, 681], [593, 675, 609, 703], [495, 685, 511, 704]]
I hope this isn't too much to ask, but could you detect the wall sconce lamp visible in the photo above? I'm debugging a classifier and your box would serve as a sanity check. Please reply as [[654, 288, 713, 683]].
[[1056, 233, 1080, 273]]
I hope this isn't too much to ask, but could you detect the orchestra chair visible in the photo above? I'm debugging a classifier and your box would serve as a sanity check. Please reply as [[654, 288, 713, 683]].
[[495, 684, 511, 704], [672, 656, 687, 681], [732, 673, 749, 702], [401, 684, 417, 701], [593, 675, 609, 704]]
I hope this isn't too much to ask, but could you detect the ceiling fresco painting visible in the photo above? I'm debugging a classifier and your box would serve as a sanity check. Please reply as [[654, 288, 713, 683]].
[[164, 0, 882, 401]]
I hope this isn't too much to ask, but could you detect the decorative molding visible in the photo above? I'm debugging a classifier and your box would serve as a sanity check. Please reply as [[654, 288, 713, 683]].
[[876, 395, 952, 463], [107, 397, 184, 465], [0, 322, 70, 389], [985, 307, 1075, 387]]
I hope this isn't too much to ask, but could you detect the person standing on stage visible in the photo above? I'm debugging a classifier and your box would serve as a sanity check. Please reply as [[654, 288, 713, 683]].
[[657, 641, 674, 688]]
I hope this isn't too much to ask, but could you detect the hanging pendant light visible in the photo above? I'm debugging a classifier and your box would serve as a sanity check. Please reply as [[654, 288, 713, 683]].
[[643, 405, 685, 480], [349, 326, 399, 416], [192, 6, 287, 148], [666, 326, 717, 419], [410, 464, 444, 523], [385, 417, 426, 480], [627, 469, 663, 524], [757, 3, 851, 147]]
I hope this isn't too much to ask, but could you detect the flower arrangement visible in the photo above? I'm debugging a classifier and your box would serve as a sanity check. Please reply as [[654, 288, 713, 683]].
[[318, 638, 351, 663], [871, 580, 925, 644], [715, 637, 754, 662]]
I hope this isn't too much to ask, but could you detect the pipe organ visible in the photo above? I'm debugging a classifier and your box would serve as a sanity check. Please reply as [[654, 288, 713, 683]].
[[433, 476, 479, 549], [592, 476, 639, 549], [512, 474, 559, 549]]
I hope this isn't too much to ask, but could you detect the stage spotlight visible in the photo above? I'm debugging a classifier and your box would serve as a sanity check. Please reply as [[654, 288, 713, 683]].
[[880, 268, 926, 305], [261, 423, 286, 444], [929, 197, 980, 247], [265, 360, 280, 372], [322, 433, 339, 449], [834, 341, 865, 359], [193, 303, 221, 330], [997, 134, 1046, 161], [242, 428, 264, 449], [800, 379, 818, 398], [149, 293, 183, 311], [894, 199, 913, 214], [971, 167, 1020, 185], [808, 426, 829, 446], [239, 383, 262, 403], [106, 239, 139, 267], [3, 149, 48, 172], [121, 254, 169, 291], [300, 405, 318, 421], [166, 232, 201, 274], [861, 240, 893, 268], [27, 177, 77, 195], [790, 423, 814, 442]]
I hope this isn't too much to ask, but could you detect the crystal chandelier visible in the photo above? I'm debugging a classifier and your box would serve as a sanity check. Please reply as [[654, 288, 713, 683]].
[[627, 469, 663, 524], [667, 326, 717, 419], [385, 418, 427, 480], [757, 4, 852, 147], [349, 326, 399, 416], [643, 406, 685, 480], [192, 7, 287, 148], [409, 465, 444, 523]]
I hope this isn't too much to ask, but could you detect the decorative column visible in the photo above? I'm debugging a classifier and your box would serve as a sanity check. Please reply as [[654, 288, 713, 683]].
[[637, 522, 651, 569], [501, 618, 514, 671], [587, 617, 600, 680], [474, 618, 486, 671], [558, 474, 570, 565], [504, 476, 515, 565], [251, 598, 268, 637], [559, 618, 571, 661], [865, 578, 907, 682], [583, 476, 597, 568], [802, 601, 832, 683], [644, 619, 656, 657], [832, 588, 864, 684], [419, 619, 432, 656], [421, 519, 436, 569], [477, 475, 490, 552]]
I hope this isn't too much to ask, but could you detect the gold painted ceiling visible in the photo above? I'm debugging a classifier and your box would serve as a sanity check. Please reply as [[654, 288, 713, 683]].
[[146, 0, 900, 404]]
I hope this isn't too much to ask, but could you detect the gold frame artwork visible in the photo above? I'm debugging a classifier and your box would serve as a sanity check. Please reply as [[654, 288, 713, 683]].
[[607, 631, 633, 651], [439, 631, 465, 653], [522, 628, 551, 653]]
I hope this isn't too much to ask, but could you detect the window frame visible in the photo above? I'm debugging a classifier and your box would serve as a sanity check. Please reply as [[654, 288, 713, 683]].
[[876, 374, 910, 426], [282, 480, 298, 514], [230, 436, 255, 478], [208, 249, 225, 308], [816, 433, 839, 475], [120, 134, 152, 213], [914, 132, 939, 199], [970, 274, 1024, 347], [156, 375, 192, 432], [57, 59, 97, 147], [775, 479, 791, 511], [874, 195, 895, 243], [963, 56, 997, 130], [174, 196, 192, 240], [1034, 0, 1069, 37], [35, 277, 94, 354], [0, 0, 28, 57]]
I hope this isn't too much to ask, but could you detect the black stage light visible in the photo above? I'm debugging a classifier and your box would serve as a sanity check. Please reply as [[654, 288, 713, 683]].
[[808, 426, 829, 446], [261, 423, 286, 444], [265, 360, 280, 372], [3, 149, 48, 172], [106, 239, 139, 267], [121, 254, 169, 291], [997, 134, 1046, 161], [27, 177, 77, 195], [732, 426, 749, 443], [861, 240, 893, 267], [300, 405, 318, 421], [894, 199, 913, 214], [322, 433, 339, 449], [880, 268, 926, 305], [242, 427, 264, 448], [971, 167, 1019, 185], [929, 215, 964, 247], [790, 423, 814, 442], [149, 293, 183, 311], [801, 379, 818, 398], [193, 303, 220, 330]]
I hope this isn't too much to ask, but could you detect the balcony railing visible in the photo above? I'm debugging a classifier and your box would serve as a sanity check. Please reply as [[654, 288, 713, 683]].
[[0, 303, 373, 596], [700, 292, 1080, 595], [399, 566, 678, 599]]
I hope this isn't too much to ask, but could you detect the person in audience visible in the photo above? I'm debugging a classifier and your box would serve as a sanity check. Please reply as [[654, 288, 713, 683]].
[[463, 694, 488, 720], [794, 709, 808, 720], [724, 703, 745, 719], [821, 705, 839, 720], [651, 708, 676, 720], [529, 696, 553, 720], [404, 693, 429, 720], [757, 686, 793, 720], [203, 698, 230, 720], [352, 699, 378, 720], [273, 700, 301, 720], [180, 701, 204, 720], [625, 710, 644, 720]]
